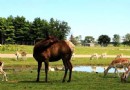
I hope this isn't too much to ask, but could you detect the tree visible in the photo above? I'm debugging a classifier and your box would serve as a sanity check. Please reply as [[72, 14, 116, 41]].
[[0, 17, 6, 44], [75, 35, 82, 45], [98, 35, 111, 47], [69, 34, 78, 45], [49, 18, 70, 40], [113, 34, 120, 47], [0, 15, 71, 45], [13, 16, 29, 44], [5, 16, 15, 44], [122, 33, 130, 46], [84, 36, 95, 43], [30, 17, 49, 42]]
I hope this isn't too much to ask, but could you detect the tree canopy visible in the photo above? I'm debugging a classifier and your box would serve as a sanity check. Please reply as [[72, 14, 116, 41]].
[[98, 35, 111, 47], [113, 34, 120, 46], [122, 33, 130, 46], [0, 16, 71, 45]]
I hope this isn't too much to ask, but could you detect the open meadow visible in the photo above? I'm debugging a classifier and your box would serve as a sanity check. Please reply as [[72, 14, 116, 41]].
[[1, 71, 130, 90], [0, 44, 130, 55], [0, 45, 130, 90]]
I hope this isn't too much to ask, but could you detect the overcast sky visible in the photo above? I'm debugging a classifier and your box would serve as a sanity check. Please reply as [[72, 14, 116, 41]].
[[0, 0, 130, 40]]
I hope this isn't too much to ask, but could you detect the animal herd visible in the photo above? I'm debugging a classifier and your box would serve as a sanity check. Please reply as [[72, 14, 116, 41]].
[[0, 34, 130, 83]]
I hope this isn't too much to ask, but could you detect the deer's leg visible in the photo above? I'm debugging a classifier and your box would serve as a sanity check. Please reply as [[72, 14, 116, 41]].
[[123, 66, 127, 71], [44, 61, 49, 82], [36, 62, 42, 82], [114, 67, 120, 77], [0, 70, 7, 81], [104, 66, 110, 77]]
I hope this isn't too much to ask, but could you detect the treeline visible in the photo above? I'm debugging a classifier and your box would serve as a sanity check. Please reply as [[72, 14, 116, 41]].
[[0, 15, 70, 45], [70, 34, 130, 47]]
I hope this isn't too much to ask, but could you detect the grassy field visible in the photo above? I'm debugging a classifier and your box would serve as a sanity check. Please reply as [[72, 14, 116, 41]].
[[1, 57, 118, 68], [1, 45, 130, 90], [1, 71, 130, 90], [0, 44, 130, 55], [0, 57, 130, 90]]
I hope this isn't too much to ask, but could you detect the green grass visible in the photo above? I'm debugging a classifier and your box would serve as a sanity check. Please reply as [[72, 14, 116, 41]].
[[1, 45, 130, 55], [1, 57, 118, 68], [0, 45, 33, 54], [1, 45, 130, 90], [1, 71, 130, 90], [75, 46, 130, 55]]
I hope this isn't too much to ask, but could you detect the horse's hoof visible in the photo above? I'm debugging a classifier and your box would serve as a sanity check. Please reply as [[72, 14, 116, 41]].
[[62, 80, 65, 83], [67, 80, 71, 82], [36, 79, 39, 82]]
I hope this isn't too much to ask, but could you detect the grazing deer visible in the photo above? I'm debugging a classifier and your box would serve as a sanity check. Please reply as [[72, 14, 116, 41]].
[[104, 58, 130, 77], [0, 61, 8, 81], [115, 54, 123, 59], [33, 35, 73, 82], [100, 53, 107, 59], [121, 66, 130, 82], [15, 51, 21, 60], [90, 53, 99, 60], [20, 51, 27, 60], [15, 51, 27, 60]]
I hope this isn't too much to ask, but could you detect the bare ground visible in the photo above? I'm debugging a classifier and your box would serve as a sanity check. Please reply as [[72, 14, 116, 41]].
[[1, 54, 130, 58]]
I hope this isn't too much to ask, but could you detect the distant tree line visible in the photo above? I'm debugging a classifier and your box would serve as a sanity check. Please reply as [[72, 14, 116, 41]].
[[0, 15, 70, 45], [70, 33, 130, 47]]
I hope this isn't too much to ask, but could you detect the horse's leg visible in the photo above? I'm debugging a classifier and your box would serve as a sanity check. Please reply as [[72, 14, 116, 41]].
[[36, 62, 42, 82], [67, 60, 72, 82], [44, 61, 49, 82], [62, 60, 68, 82]]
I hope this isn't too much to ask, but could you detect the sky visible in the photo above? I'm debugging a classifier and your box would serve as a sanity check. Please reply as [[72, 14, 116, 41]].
[[0, 0, 130, 40]]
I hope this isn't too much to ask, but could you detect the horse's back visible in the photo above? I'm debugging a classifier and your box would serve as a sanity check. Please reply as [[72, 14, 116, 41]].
[[33, 40, 72, 62]]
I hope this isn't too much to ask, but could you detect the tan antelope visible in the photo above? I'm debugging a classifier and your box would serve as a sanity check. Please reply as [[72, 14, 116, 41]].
[[0, 61, 8, 81], [104, 58, 130, 77]]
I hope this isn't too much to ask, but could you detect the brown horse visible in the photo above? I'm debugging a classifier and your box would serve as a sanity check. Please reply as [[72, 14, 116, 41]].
[[33, 36, 73, 82]]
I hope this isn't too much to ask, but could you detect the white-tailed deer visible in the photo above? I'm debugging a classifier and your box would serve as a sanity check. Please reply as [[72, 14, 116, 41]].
[[0, 61, 8, 81], [104, 58, 130, 77]]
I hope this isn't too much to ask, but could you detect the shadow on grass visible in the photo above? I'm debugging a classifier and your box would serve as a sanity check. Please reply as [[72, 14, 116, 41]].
[[19, 80, 63, 84], [19, 80, 46, 83]]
